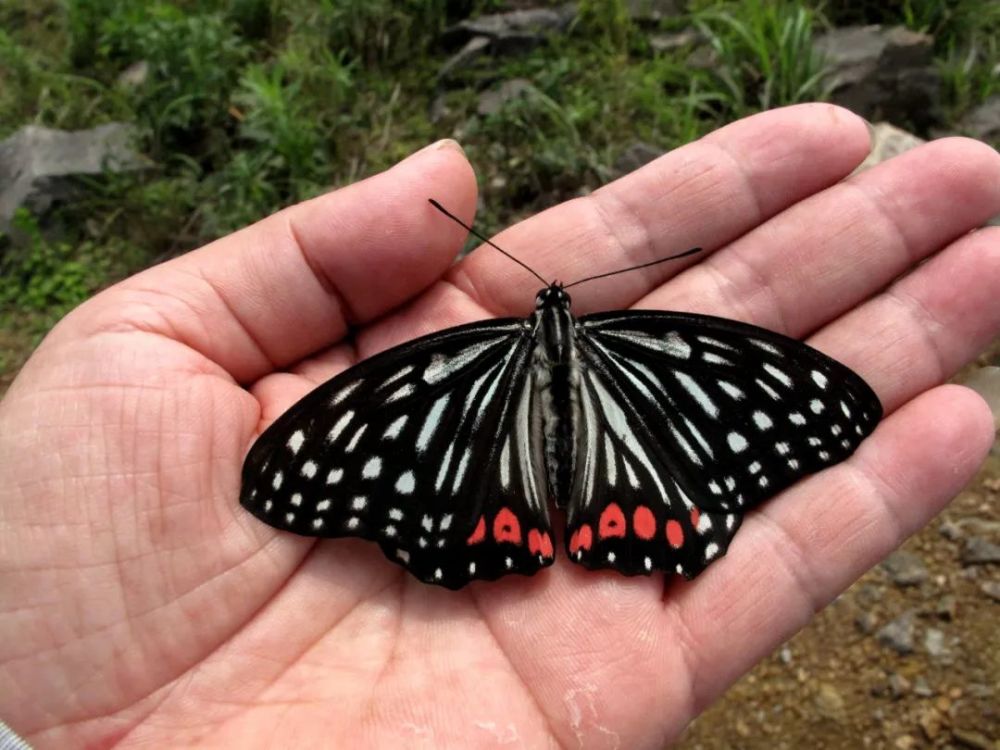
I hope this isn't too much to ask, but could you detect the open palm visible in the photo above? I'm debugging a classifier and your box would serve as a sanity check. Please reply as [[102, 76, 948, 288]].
[[2, 105, 999, 749]]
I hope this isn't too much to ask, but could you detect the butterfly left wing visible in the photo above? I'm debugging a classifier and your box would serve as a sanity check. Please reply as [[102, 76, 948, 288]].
[[566, 310, 882, 578], [240, 318, 555, 590]]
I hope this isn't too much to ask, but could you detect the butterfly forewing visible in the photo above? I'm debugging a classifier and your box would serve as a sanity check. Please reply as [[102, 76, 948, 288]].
[[240, 318, 554, 589], [565, 311, 882, 577]]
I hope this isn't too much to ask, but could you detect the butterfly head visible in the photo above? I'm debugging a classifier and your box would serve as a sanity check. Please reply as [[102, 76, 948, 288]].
[[535, 284, 572, 310]]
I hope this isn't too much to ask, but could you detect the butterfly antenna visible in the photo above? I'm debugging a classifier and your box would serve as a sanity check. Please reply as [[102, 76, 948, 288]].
[[428, 199, 549, 287], [562, 246, 703, 290]]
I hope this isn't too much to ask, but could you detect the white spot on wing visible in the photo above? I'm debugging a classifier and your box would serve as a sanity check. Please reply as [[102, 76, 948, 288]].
[[811, 370, 828, 389], [789, 412, 806, 426], [499, 440, 512, 489], [756, 378, 781, 400], [362, 457, 382, 479], [704, 542, 720, 560], [351, 496, 367, 510], [385, 383, 414, 403], [345, 424, 367, 452], [288, 430, 305, 454], [332, 381, 360, 404], [702, 351, 732, 366], [674, 371, 719, 418], [727, 431, 748, 453], [389, 508, 403, 521], [451, 449, 471, 494], [327, 468, 343, 484], [272, 471, 283, 490], [719, 380, 744, 399], [810, 399, 825, 414], [763, 363, 792, 387], [327, 411, 354, 443], [752, 410, 773, 430], [417, 394, 451, 453], [383, 415, 407, 440], [290, 493, 302, 506], [396, 548, 410, 563], [395, 471, 415, 495], [316, 499, 331, 511], [300, 461, 317, 479], [312, 518, 324, 529]]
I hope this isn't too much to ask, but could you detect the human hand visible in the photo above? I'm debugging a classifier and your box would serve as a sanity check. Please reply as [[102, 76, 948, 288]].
[[2, 104, 998, 749]]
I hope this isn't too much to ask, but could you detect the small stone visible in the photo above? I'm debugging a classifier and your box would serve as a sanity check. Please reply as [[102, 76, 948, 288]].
[[815, 682, 846, 720], [888, 672, 911, 699], [779, 646, 793, 665], [855, 611, 879, 634], [913, 676, 934, 697], [961, 536, 1000, 565], [476, 78, 534, 116], [940, 519, 964, 540], [980, 580, 1000, 601], [876, 610, 917, 654], [649, 28, 702, 53], [924, 628, 948, 659], [735, 719, 751, 738], [937, 594, 958, 620], [918, 707, 943, 740], [881, 550, 929, 586], [894, 735, 917, 750], [952, 728, 994, 750]]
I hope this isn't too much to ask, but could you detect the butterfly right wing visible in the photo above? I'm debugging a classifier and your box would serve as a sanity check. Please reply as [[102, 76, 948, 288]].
[[240, 317, 554, 589]]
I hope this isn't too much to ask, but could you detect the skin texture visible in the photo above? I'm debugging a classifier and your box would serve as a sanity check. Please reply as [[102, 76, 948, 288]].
[[1, 104, 999, 749]]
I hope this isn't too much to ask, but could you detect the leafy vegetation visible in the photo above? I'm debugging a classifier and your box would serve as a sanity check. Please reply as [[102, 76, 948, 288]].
[[1, 0, 998, 387]]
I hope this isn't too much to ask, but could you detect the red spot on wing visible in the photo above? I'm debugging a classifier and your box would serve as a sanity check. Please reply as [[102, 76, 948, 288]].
[[493, 507, 522, 544], [633, 506, 656, 540], [569, 524, 593, 554], [598, 503, 626, 539], [467, 516, 486, 545], [666, 519, 684, 548], [690, 507, 701, 529], [528, 529, 554, 558]]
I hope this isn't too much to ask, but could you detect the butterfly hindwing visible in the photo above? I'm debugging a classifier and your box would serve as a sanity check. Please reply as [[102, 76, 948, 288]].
[[565, 311, 882, 578], [240, 318, 554, 589]]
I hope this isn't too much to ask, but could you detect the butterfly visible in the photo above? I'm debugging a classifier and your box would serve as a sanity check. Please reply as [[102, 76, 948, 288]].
[[239, 200, 882, 589]]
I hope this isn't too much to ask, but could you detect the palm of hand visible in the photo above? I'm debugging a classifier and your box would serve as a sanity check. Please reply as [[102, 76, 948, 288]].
[[2, 106, 999, 749]]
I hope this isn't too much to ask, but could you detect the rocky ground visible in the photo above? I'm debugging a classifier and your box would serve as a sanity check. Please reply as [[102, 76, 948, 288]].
[[680, 357, 1000, 750]]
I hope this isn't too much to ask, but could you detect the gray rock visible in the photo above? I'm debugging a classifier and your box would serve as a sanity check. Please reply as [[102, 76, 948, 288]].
[[0, 123, 143, 228], [117, 60, 149, 88], [626, 0, 681, 24], [876, 610, 917, 654], [448, 4, 576, 54], [814, 25, 940, 129], [613, 141, 665, 175], [940, 519, 964, 541], [913, 676, 934, 697], [961, 536, 1000, 565], [980, 580, 1000, 601], [880, 550, 929, 586], [888, 672, 911, 699], [955, 93, 1000, 143], [650, 28, 702, 53], [437, 35, 490, 80], [855, 610, 879, 634], [815, 682, 846, 720], [923, 627, 948, 659], [853, 122, 925, 174], [477, 78, 534, 117], [936, 594, 958, 620]]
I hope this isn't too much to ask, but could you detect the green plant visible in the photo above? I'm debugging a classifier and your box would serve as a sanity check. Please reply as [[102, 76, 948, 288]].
[[0, 210, 113, 317], [695, 0, 829, 117]]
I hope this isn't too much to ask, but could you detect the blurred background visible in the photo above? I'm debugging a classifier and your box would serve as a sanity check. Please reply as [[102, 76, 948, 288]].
[[1, 1, 997, 747]]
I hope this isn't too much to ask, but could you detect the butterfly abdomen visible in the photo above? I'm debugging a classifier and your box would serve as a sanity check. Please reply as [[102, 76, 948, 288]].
[[533, 286, 581, 508]]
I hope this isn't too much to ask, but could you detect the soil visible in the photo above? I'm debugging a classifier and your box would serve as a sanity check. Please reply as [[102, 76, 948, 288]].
[[679, 396, 1000, 749]]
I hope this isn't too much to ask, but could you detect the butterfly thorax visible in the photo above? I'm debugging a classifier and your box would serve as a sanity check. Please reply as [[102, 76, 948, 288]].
[[532, 285, 580, 509]]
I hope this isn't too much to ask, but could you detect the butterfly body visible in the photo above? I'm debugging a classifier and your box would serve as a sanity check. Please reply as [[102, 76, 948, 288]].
[[241, 284, 881, 590]]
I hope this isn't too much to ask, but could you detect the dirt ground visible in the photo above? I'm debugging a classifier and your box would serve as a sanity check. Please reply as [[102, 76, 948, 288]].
[[679, 362, 1000, 749]]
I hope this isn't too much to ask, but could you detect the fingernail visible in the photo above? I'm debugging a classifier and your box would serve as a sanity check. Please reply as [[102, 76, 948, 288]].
[[412, 138, 465, 158]]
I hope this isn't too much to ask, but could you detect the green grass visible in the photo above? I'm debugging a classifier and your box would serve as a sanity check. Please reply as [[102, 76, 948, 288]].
[[1, 0, 998, 386]]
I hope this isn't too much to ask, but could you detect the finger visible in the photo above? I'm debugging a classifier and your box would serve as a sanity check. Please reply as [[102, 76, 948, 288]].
[[60, 140, 476, 383], [446, 104, 871, 317], [810, 225, 1000, 413], [642, 137, 1000, 335], [664, 384, 992, 722]]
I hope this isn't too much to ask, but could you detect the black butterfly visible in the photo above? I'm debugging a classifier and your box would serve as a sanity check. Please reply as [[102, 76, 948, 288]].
[[240, 201, 882, 590]]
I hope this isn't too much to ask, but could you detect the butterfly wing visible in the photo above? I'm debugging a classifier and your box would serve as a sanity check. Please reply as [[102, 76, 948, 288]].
[[567, 310, 882, 578], [240, 318, 554, 589]]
